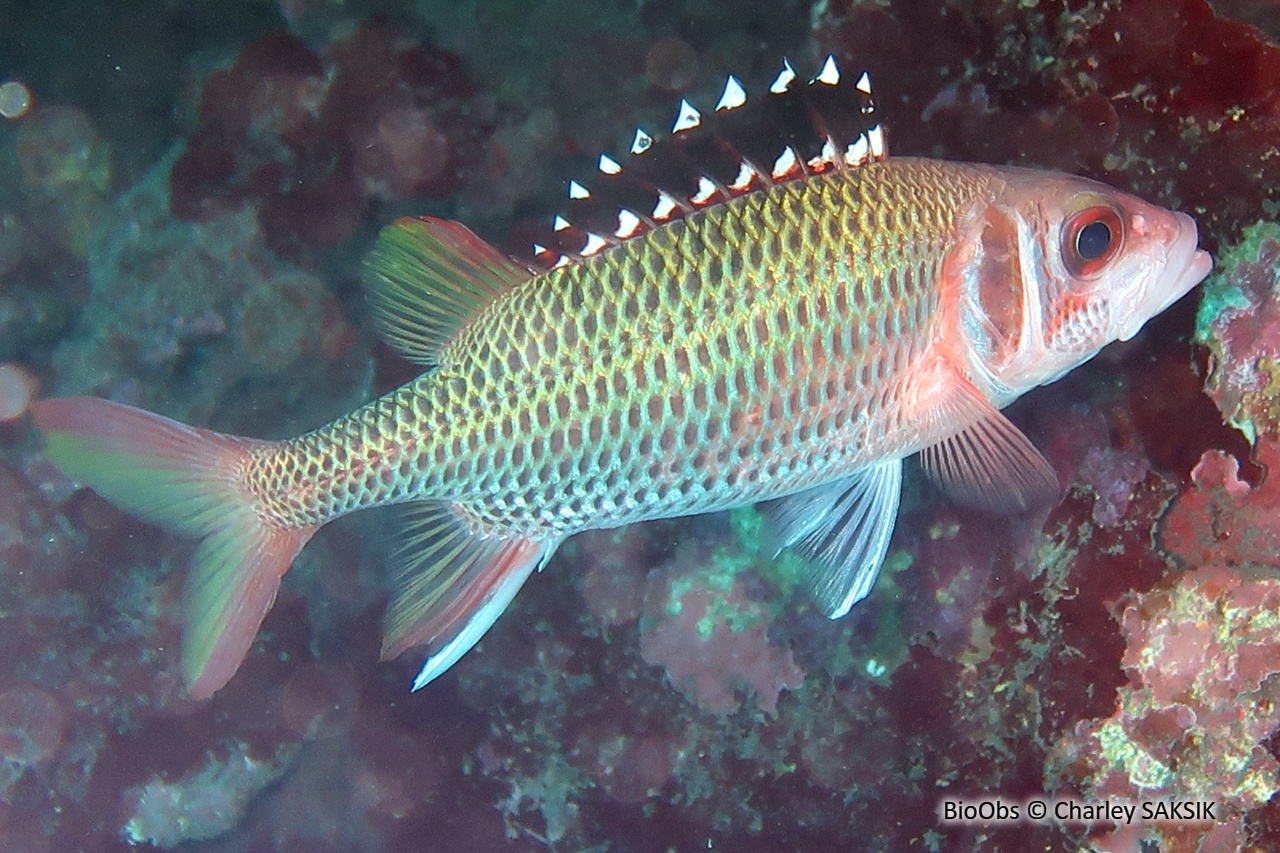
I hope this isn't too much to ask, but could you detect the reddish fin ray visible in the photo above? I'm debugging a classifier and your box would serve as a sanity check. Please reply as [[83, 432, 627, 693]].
[[364, 217, 536, 365], [31, 396, 317, 699], [185, 521, 316, 698], [381, 502, 559, 690], [912, 365, 1061, 513]]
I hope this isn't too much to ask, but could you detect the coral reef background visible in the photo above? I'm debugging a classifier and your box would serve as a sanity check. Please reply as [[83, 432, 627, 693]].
[[1, 0, 1279, 850]]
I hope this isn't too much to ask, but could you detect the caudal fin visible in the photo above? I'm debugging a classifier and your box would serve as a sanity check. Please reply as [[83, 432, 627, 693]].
[[31, 397, 318, 699]]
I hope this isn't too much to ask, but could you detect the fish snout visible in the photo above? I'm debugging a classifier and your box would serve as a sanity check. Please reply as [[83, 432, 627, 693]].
[[1162, 212, 1213, 311], [1116, 210, 1211, 341]]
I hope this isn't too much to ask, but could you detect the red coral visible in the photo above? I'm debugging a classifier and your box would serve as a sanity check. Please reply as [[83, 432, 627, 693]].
[[1160, 439, 1280, 569], [1051, 564, 1280, 853], [0, 685, 65, 765], [279, 661, 360, 742], [1077, 447, 1151, 527], [574, 728, 675, 803], [12, 105, 110, 258], [638, 562, 804, 716], [170, 20, 491, 257], [575, 527, 651, 628], [818, 0, 1280, 243], [1198, 231, 1280, 440], [237, 269, 351, 371]]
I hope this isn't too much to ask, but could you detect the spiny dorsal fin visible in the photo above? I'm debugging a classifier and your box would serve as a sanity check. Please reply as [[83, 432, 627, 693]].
[[532, 55, 885, 269], [364, 217, 537, 365]]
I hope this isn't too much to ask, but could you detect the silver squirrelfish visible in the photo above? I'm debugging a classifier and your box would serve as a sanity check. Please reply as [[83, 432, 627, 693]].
[[31, 58, 1213, 698]]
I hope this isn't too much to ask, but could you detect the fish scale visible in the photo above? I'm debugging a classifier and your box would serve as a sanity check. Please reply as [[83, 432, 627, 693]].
[[248, 159, 987, 536]]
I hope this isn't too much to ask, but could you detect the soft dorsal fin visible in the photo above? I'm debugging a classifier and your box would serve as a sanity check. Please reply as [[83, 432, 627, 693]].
[[363, 217, 537, 365], [531, 55, 886, 269]]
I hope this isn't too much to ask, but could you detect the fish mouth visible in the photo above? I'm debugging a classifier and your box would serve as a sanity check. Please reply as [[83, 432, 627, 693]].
[[1160, 212, 1213, 312], [1119, 212, 1213, 341]]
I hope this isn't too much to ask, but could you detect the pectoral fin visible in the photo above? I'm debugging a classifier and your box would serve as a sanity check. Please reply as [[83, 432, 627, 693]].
[[917, 367, 1059, 513], [762, 459, 902, 619]]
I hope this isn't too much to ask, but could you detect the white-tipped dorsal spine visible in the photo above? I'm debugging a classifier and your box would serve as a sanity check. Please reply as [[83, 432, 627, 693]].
[[581, 233, 609, 256], [812, 138, 841, 172], [868, 125, 885, 158], [845, 136, 870, 167], [729, 160, 759, 191], [814, 55, 840, 85], [672, 99, 701, 133], [770, 59, 797, 94], [691, 176, 718, 205], [631, 128, 653, 155], [543, 58, 883, 271], [653, 192, 679, 221], [716, 75, 747, 111], [771, 147, 799, 180], [615, 209, 642, 238]]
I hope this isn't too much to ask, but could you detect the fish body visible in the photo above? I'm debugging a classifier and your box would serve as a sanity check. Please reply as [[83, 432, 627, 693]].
[[265, 159, 972, 530], [33, 64, 1212, 698]]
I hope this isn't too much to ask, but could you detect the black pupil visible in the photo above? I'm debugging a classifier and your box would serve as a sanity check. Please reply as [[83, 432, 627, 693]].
[[1076, 220, 1113, 261]]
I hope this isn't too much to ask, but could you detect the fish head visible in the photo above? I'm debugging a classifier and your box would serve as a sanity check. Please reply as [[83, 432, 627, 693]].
[[953, 166, 1213, 402]]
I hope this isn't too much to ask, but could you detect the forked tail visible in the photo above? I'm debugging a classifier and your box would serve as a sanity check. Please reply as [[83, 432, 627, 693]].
[[31, 397, 318, 699]]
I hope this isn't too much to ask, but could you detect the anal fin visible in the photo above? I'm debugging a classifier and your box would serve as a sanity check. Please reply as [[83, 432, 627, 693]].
[[381, 502, 560, 690], [762, 459, 902, 619]]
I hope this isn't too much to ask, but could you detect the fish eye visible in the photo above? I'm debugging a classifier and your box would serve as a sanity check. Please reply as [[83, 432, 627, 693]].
[[1062, 205, 1124, 277], [1077, 221, 1112, 260]]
